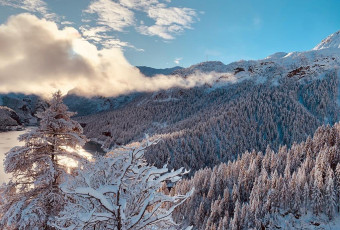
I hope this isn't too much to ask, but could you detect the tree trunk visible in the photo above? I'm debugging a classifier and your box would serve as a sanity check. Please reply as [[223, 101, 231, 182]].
[[117, 190, 122, 230]]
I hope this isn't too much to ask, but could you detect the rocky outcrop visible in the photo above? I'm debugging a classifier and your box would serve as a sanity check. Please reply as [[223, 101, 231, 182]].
[[0, 94, 48, 125], [0, 106, 23, 131]]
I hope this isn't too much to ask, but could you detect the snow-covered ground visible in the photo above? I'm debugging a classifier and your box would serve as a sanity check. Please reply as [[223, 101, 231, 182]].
[[0, 128, 30, 184], [274, 211, 340, 229]]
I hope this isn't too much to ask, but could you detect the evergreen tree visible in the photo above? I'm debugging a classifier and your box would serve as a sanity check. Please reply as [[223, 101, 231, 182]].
[[312, 168, 324, 216], [217, 217, 224, 230], [325, 167, 336, 220], [303, 182, 309, 214], [335, 163, 340, 212], [232, 183, 240, 206], [230, 199, 241, 230], [196, 202, 206, 226], [0, 91, 87, 229]]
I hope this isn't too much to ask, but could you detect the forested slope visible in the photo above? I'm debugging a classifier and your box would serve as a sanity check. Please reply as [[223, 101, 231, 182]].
[[78, 71, 340, 172], [77, 31, 340, 173], [172, 122, 340, 229]]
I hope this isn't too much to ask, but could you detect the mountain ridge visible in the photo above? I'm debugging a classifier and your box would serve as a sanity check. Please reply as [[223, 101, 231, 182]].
[[75, 30, 340, 173], [1, 30, 340, 136], [313, 30, 340, 50], [136, 65, 183, 77]]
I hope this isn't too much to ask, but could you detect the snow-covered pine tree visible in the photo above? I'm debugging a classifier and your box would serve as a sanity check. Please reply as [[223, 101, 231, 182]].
[[232, 183, 240, 206], [196, 202, 206, 226], [303, 182, 309, 214], [335, 163, 340, 212], [170, 122, 340, 229], [0, 91, 87, 229], [312, 165, 324, 216], [53, 139, 194, 230], [229, 199, 241, 230], [325, 167, 336, 220]]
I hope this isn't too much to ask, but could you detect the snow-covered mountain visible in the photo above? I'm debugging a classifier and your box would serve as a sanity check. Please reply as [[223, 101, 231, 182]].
[[2, 30, 340, 230], [137, 66, 183, 77], [313, 30, 340, 50], [77, 30, 340, 173], [173, 31, 340, 82], [4, 28, 340, 123], [19, 29, 339, 176]]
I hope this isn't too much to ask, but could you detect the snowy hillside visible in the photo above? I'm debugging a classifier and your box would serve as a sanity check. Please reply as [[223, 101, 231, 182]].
[[313, 30, 340, 50], [77, 30, 340, 173], [173, 123, 340, 229]]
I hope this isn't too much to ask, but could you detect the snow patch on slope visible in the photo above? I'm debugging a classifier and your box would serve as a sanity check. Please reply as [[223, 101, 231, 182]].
[[265, 52, 288, 60], [313, 30, 340, 50]]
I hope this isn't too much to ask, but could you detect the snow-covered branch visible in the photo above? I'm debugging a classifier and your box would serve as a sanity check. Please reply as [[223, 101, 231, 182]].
[[54, 140, 193, 230]]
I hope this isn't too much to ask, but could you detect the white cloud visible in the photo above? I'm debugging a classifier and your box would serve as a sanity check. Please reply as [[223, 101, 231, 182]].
[[137, 6, 197, 39], [1, 0, 199, 56], [138, 24, 174, 39], [147, 6, 197, 27], [82, 19, 92, 23], [80, 25, 143, 51], [0, 0, 56, 20], [85, 0, 135, 32], [174, 57, 182, 65], [61, 21, 74, 25], [84, 0, 198, 40], [80, 25, 111, 42], [0, 14, 212, 98], [119, 0, 158, 10]]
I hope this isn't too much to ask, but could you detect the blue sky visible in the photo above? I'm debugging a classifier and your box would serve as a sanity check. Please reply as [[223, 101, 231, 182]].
[[1, 0, 340, 68]]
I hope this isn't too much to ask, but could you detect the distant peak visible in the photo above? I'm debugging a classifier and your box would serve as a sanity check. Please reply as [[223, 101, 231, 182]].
[[313, 30, 340, 50], [136, 66, 183, 77], [265, 52, 288, 59], [191, 61, 225, 67]]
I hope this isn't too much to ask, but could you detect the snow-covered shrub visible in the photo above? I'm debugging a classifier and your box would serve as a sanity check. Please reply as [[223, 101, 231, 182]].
[[53, 140, 193, 230]]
